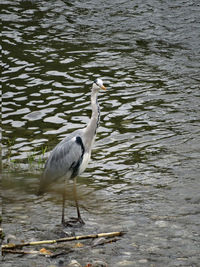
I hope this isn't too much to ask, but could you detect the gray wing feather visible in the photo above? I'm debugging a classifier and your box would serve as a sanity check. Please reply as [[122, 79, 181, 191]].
[[39, 130, 84, 193]]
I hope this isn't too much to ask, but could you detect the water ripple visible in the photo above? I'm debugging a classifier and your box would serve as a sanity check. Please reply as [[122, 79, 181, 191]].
[[1, 1, 200, 265]]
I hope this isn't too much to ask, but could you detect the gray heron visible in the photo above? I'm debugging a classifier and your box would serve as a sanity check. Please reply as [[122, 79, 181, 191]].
[[38, 78, 106, 226]]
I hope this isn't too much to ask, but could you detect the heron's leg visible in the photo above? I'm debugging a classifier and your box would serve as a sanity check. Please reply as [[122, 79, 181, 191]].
[[61, 187, 66, 224], [61, 178, 85, 227], [73, 177, 85, 225]]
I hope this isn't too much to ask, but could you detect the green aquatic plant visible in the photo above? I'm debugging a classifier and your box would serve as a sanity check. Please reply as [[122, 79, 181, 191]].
[[3, 144, 48, 172], [27, 145, 48, 169], [37, 145, 48, 169], [27, 152, 35, 168], [5, 137, 15, 161]]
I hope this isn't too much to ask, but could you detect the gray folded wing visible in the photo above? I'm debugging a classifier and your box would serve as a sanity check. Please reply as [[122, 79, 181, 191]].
[[39, 131, 84, 193]]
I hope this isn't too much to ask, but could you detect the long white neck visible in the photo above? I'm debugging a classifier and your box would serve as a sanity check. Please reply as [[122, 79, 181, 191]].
[[84, 89, 100, 150]]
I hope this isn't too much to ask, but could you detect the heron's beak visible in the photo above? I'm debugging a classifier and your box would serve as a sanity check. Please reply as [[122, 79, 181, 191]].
[[101, 85, 106, 90]]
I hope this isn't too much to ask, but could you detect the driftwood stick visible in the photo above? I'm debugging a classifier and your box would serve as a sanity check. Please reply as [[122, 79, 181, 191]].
[[2, 231, 124, 250]]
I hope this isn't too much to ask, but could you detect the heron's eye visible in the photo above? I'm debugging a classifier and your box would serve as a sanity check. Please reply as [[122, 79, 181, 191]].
[[94, 79, 98, 85]]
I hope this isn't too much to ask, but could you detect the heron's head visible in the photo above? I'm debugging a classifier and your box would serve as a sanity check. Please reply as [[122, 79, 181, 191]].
[[92, 78, 106, 91]]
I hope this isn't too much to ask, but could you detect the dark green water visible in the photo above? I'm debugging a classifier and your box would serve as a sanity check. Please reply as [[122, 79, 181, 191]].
[[1, 0, 200, 266]]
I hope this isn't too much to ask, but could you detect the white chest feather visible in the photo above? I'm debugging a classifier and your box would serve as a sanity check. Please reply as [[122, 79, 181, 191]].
[[79, 152, 91, 175]]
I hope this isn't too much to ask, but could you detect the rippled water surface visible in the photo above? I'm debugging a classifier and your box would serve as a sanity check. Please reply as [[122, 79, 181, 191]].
[[1, 0, 200, 266]]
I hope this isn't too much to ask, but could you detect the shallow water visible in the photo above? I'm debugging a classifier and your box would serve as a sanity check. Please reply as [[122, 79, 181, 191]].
[[1, 0, 200, 266]]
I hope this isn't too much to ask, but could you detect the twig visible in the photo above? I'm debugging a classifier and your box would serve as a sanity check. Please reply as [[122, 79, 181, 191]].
[[2, 231, 125, 251], [2, 249, 41, 255], [92, 237, 120, 247]]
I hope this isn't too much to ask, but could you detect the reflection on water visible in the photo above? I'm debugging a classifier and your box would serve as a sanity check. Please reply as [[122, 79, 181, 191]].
[[1, 0, 200, 266]]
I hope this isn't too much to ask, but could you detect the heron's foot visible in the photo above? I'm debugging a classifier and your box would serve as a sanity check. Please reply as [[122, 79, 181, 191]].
[[62, 217, 85, 227]]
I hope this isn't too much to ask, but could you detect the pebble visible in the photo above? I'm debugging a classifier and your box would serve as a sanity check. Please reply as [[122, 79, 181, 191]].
[[155, 220, 168, 227], [138, 259, 148, 263], [146, 245, 160, 253], [67, 259, 108, 267], [67, 260, 81, 267], [116, 260, 135, 266], [92, 260, 108, 267], [6, 234, 17, 243]]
